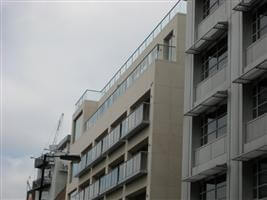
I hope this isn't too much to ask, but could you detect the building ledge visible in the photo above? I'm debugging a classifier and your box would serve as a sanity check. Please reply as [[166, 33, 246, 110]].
[[182, 164, 227, 182], [233, 145, 267, 161], [233, 59, 267, 84], [233, 0, 262, 12], [184, 91, 228, 116], [185, 22, 228, 54]]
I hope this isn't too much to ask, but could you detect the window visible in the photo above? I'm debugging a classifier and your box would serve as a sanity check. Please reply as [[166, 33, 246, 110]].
[[73, 114, 83, 142], [200, 104, 227, 146], [69, 190, 77, 200], [253, 75, 267, 118], [252, 2, 267, 42], [200, 174, 226, 200], [201, 35, 227, 81], [164, 32, 174, 60], [203, 0, 225, 19], [70, 163, 78, 182], [253, 157, 267, 199]]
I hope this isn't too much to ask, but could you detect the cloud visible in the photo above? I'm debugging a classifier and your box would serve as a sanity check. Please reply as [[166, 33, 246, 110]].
[[2, 155, 34, 200], [2, 1, 177, 199]]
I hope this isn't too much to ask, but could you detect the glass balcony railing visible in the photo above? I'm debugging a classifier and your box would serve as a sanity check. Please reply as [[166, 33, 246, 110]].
[[75, 103, 149, 177], [75, 152, 148, 200], [74, 0, 186, 113], [99, 1, 186, 97], [75, 89, 103, 111], [121, 103, 149, 139], [118, 152, 148, 184], [85, 44, 169, 132]]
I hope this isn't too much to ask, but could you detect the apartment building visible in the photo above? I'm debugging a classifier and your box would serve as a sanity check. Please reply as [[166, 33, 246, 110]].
[[65, 2, 186, 200], [182, 0, 267, 200], [27, 135, 71, 200]]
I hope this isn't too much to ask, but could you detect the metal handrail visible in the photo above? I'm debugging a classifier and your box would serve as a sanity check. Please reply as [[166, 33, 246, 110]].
[[99, 0, 186, 95], [74, 0, 186, 111], [84, 44, 173, 131]]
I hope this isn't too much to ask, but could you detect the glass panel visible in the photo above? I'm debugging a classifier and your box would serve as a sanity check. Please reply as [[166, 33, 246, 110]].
[[207, 121, 216, 134], [217, 126, 226, 137], [206, 179, 216, 191], [121, 118, 128, 137], [206, 190, 215, 200], [207, 132, 216, 143], [218, 115, 227, 128], [114, 125, 120, 143], [258, 102, 267, 116], [259, 158, 267, 171], [126, 159, 133, 177], [259, 172, 267, 185], [84, 186, 89, 200], [74, 114, 83, 142], [110, 131, 114, 146], [100, 176, 105, 193], [259, 185, 267, 198], [119, 163, 126, 182], [217, 186, 226, 199]]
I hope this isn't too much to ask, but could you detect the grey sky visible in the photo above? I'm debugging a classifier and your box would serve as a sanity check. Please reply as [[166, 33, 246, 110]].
[[2, 1, 177, 199]]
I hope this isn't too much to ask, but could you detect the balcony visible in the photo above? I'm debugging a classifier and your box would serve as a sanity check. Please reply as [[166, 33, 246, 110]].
[[102, 125, 123, 156], [195, 67, 228, 105], [76, 103, 150, 177], [118, 152, 147, 185], [247, 34, 267, 68], [246, 113, 267, 143], [75, 152, 148, 200], [120, 103, 150, 140], [194, 136, 227, 169], [233, 113, 267, 162], [32, 177, 52, 191]]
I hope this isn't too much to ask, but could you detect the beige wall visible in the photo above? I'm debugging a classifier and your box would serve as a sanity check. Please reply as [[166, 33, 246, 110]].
[[66, 13, 185, 200]]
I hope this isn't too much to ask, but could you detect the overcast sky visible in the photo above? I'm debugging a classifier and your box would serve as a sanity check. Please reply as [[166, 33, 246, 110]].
[[2, 1, 178, 199]]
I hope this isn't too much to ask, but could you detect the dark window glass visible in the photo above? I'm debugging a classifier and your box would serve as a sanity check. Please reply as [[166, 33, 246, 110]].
[[253, 157, 267, 199], [252, 75, 267, 118], [201, 36, 227, 81], [252, 2, 267, 42], [202, 0, 225, 19], [200, 104, 227, 146], [200, 174, 226, 200]]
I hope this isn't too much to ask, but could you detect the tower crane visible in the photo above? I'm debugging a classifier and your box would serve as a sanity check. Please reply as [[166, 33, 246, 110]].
[[52, 113, 64, 147]]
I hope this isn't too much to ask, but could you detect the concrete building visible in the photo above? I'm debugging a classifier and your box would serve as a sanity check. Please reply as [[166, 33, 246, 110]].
[[182, 0, 267, 199], [27, 135, 71, 200], [65, 2, 186, 200]]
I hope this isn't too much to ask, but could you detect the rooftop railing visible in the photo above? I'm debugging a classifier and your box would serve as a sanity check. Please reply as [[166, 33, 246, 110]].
[[75, 89, 103, 111], [99, 1, 186, 96], [84, 44, 173, 132], [74, 0, 186, 112]]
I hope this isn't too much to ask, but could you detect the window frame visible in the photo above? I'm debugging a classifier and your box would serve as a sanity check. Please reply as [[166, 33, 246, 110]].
[[200, 174, 227, 200], [203, 0, 225, 20], [200, 34, 228, 82], [252, 2, 267, 43], [200, 104, 227, 146], [252, 74, 267, 119], [253, 157, 267, 199]]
